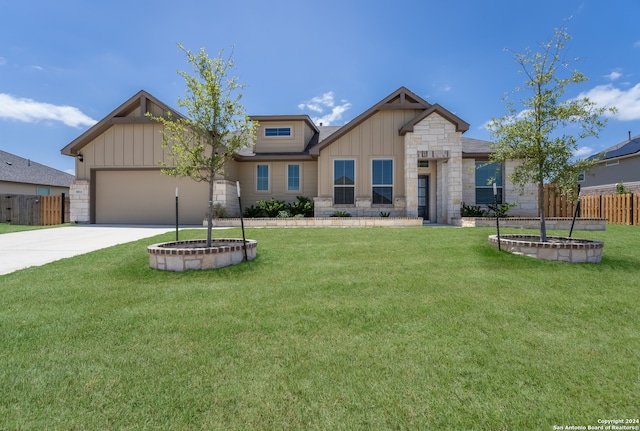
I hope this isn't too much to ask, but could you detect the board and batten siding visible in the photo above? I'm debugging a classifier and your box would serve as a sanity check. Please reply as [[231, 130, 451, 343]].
[[75, 123, 169, 180], [317, 109, 420, 199]]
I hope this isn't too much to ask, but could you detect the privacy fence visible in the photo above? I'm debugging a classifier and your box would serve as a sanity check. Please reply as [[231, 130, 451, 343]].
[[0, 194, 70, 226], [543, 184, 640, 226]]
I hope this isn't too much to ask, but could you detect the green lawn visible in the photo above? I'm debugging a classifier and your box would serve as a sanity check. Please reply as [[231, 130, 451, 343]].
[[0, 223, 68, 234], [1, 226, 638, 430]]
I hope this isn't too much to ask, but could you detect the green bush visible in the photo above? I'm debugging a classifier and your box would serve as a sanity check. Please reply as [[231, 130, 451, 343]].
[[258, 198, 287, 217], [460, 202, 486, 217], [331, 211, 351, 217], [379, 212, 391, 217], [243, 204, 264, 218], [486, 202, 517, 217], [287, 196, 314, 217]]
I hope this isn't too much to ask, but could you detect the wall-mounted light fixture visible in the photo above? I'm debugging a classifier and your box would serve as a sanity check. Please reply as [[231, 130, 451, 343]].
[[77, 153, 84, 162]]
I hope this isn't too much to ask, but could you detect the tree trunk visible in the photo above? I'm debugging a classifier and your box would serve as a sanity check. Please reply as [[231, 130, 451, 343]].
[[206, 176, 214, 248], [538, 182, 547, 242]]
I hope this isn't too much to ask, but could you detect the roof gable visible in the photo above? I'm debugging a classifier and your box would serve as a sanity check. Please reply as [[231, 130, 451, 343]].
[[60, 90, 181, 157], [309, 87, 432, 155], [399, 103, 470, 134]]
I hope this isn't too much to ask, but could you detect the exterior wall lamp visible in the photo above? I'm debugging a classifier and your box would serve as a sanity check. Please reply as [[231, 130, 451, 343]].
[[77, 154, 84, 162]]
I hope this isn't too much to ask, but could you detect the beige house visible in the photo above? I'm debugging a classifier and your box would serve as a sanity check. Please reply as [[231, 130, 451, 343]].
[[61, 87, 537, 225]]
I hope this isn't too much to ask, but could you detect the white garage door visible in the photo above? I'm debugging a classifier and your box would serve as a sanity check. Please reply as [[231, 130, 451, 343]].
[[95, 170, 210, 224]]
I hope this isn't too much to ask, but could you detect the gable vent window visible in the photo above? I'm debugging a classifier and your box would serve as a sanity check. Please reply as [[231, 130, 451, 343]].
[[265, 127, 291, 137]]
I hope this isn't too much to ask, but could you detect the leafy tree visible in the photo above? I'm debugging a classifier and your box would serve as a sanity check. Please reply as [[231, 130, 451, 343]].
[[150, 44, 257, 247], [489, 26, 615, 241]]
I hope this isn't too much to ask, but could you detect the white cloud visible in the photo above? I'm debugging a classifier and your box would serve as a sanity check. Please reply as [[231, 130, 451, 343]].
[[0, 93, 97, 128], [605, 71, 622, 81], [573, 146, 593, 157], [577, 83, 640, 121], [298, 91, 352, 125]]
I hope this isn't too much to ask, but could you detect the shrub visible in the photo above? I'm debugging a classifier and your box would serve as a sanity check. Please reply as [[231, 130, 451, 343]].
[[460, 202, 486, 217], [258, 198, 287, 217], [616, 182, 630, 194], [277, 210, 292, 218], [331, 211, 351, 217], [486, 202, 517, 217], [211, 203, 227, 219], [287, 196, 314, 217], [379, 212, 390, 217], [243, 204, 264, 218]]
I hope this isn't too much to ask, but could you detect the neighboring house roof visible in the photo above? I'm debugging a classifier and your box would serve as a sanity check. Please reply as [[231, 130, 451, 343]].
[[0, 150, 74, 187], [598, 133, 640, 161], [60, 90, 182, 157]]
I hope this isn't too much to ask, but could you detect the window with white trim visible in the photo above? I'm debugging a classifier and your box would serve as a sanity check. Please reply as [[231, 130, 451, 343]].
[[334, 160, 355, 205], [577, 170, 585, 182], [475, 162, 503, 204], [256, 164, 269, 191], [287, 164, 300, 191], [372, 159, 393, 204]]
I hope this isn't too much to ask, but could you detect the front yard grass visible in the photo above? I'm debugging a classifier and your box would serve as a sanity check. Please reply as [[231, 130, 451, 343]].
[[1, 225, 638, 430]]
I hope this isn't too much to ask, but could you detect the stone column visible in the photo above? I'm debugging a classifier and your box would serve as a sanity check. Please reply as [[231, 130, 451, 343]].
[[69, 180, 90, 223]]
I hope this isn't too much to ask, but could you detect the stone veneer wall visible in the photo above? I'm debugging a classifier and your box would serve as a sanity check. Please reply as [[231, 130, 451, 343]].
[[209, 217, 423, 228], [504, 160, 538, 216], [404, 113, 462, 224], [452, 217, 606, 230], [69, 180, 90, 223], [488, 234, 604, 263], [313, 197, 407, 217], [214, 180, 240, 217]]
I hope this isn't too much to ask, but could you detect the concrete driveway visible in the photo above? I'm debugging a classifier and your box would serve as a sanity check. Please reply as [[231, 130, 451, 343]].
[[0, 225, 189, 275]]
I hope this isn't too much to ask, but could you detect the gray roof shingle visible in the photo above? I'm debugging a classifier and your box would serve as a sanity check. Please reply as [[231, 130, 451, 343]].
[[0, 150, 74, 187]]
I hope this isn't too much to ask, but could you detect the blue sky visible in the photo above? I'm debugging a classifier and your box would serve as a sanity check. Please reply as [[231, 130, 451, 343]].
[[1, 0, 639, 174]]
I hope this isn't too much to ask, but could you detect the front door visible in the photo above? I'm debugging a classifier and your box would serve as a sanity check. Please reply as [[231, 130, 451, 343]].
[[418, 175, 429, 220]]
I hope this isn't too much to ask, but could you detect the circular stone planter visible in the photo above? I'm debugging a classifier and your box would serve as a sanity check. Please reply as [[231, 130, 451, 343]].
[[488, 234, 604, 263], [147, 238, 257, 271]]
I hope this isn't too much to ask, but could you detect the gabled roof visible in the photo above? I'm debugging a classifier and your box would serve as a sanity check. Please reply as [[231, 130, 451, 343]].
[[0, 150, 74, 187], [599, 134, 640, 160], [60, 90, 182, 157], [250, 115, 319, 135], [310, 87, 434, 155], [399, 103, 469, 135]]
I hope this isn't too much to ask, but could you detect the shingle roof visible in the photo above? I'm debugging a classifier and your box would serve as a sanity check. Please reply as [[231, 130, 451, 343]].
[[600, 134, 640, 160], [0, 150, 74, 187], [462, 137, 493, 155]]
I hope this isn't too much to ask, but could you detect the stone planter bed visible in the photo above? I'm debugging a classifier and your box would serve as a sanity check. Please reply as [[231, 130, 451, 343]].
[[207, 217, 424, 228], [488, 234, 604, 263], [147, 238, 257, 272], [454, 217, 606, 231]]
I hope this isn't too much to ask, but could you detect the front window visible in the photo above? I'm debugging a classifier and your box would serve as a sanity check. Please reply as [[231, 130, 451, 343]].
[[256, 164, 269, 191], [372, 159, 393, 204], [475, 162, 503, 204], [334, 160, 355, 205], [265, 127, 291, 137], [37, 187, 50, 196], [287, 164, 300, 191], [577, 170, 585, 182]]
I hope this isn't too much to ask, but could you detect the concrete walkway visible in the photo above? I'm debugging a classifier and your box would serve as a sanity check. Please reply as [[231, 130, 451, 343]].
[[0, 225, 192, 275]]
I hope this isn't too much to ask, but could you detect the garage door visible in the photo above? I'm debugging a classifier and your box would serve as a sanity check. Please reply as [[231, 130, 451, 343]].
[[95, 170, 210, 224]]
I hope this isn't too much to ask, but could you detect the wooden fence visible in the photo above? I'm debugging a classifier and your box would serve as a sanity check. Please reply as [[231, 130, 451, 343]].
[[0, 194, 69, 226], [542, 185, 639, 225]]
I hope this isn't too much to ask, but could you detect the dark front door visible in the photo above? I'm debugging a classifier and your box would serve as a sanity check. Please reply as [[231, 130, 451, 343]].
[[418, 175, 429, 220]]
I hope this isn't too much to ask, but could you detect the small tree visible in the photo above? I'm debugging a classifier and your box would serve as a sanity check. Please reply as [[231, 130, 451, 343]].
[[150, 44, 257, 247], [489, 26, 615, 241]]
